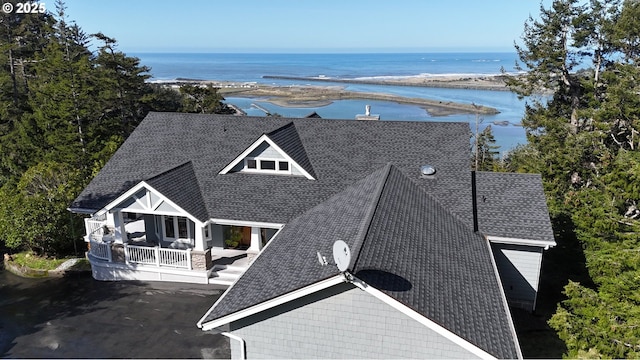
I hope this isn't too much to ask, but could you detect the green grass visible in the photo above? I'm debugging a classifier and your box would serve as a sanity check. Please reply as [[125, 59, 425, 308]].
[[9, 252, 67, 270], [69, 258, 91, 271]]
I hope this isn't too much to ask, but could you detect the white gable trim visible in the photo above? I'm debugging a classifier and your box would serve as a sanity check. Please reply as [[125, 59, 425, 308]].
[[349, 274, 499, 360], [218, 134, 315, 180], [99, 181, 203, 226], [197, 275, 345, 331], [487, 235, 556, 250]]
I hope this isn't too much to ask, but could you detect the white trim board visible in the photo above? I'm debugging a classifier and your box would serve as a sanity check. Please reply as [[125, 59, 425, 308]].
[[208, 218, 284, 229], [197, 275, 345, 331], [99, 181, 203, 226], [487, 235, 556, 250]]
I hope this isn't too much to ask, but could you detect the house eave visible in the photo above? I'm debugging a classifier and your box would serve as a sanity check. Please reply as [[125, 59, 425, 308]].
[[486, 235, 556, 250], [67, 207, 98, 215], [197, 274, 345, 331], [207, 218, 285, 229]]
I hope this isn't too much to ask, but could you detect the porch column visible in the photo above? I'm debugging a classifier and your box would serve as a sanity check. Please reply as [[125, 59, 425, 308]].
[[194, 223, 205, 251], [113, 211, 127, 244], [248, 227, 261, 252]]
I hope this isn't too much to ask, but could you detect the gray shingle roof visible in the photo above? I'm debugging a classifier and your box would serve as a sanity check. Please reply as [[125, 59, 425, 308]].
[[202, 164, 388, 323], [201, 164, 520, 359], [71, 113, 473, 226], [476, 171, 555, 243], [265, 122, 316, 178], [145, 161, 209, 222]]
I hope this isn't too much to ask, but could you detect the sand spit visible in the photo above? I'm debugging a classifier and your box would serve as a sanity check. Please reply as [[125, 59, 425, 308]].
[[262, 74, 511, 92], [160, 78, 501, 116]]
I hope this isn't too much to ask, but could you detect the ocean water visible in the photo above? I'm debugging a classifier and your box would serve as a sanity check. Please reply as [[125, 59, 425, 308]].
[[132, 52, 527, 151]]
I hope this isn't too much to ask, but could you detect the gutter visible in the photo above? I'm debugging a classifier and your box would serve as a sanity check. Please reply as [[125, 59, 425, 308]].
[[222, 332, 246, 359]]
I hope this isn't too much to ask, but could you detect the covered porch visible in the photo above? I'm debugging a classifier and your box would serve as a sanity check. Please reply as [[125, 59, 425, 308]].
[[84, 211, 279, 284]]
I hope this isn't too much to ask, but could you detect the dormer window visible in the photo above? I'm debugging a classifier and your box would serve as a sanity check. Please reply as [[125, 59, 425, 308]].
[[244, 157, 291, 174], [219, 123, 316, 180]]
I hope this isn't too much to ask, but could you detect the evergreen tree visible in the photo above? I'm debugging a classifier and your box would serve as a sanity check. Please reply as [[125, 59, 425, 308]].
[[179, 83, 234, 114], [0, 1, 169, 256], [93, 32, 151, 138], [472, 125, 500, 171], [507, 0, 640, 357]]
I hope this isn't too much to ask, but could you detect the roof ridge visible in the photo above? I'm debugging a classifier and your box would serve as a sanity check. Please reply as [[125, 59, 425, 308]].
[[266, 121, 295, 136], [349, 162, 393, 270]]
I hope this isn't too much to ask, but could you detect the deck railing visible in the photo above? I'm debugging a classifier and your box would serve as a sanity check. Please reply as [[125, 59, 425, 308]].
[[125, 245, 158, 266], [89, 240, 192, 270], [85, 218, 106, 239], [124, 245, 192, 269], [89, 239, 112, 262], [159, 247, 191, 268]]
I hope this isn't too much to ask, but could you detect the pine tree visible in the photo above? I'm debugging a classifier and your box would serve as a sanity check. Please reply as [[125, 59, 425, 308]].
[[473, 125, 500, 171], [179, 83, 234, 114], [507, 1, 640, 357]]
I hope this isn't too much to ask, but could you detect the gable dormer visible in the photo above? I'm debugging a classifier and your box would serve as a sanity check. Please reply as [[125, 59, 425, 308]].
[[219, 122, 316, 179]]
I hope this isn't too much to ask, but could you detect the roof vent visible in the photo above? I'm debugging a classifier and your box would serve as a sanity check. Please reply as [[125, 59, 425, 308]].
[[420, 165, 436, 178]]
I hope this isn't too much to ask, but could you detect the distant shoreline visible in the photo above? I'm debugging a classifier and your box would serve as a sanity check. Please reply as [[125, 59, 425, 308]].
[[262, 74, 512, 91], [154, 76, 505, 116]]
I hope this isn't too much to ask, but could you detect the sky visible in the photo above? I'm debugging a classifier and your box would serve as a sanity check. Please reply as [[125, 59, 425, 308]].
[[63, 0, 550, 53]]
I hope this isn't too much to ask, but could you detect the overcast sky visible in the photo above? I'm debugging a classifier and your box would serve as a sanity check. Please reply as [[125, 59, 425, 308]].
[[63, 0, 550, 53]]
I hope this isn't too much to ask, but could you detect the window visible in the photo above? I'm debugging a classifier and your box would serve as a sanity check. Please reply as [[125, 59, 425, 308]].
[[164, 216, 175, 238], [260, 160, 276, 170], [178, 218, 188, 238], [243, 157, 291, 174]]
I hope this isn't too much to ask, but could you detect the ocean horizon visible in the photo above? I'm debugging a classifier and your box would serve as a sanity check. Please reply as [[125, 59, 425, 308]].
[[132, 52, 528, 152]]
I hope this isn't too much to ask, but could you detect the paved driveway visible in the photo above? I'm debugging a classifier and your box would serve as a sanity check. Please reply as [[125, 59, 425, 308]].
[[0, 270, 230, 358]]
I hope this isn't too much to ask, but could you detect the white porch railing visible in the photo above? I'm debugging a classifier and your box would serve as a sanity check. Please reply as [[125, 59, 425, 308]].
[[158, 247, 192, 268], [89, 239, 112, 262], [85, 218, 107, 241], [124, 245, 192, 269]]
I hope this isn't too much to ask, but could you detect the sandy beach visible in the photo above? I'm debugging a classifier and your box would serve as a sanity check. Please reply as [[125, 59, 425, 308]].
[[262, 73, 511, 91], [162, 74, 510, 116]]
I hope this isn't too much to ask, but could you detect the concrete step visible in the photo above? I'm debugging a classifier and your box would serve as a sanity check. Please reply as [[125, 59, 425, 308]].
[[208, 265, 248, 286]]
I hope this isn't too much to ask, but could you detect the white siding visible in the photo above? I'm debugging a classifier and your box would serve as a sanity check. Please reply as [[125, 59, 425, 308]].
[[248, 142, 284, 159], [491, 243, 543, 311], [228, 283, 478, 359]]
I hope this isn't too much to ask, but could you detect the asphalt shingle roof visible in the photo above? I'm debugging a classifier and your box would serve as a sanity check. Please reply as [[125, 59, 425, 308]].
[[202, 164, 388, 323], [265, 122, 317, 178], [202, 164, 520, 359], [145, 161, 209, 222], [72, 113, 473, 226], [476, 171, 554, 243]]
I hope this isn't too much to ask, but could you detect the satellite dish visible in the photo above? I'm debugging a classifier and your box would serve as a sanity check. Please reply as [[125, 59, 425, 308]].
[[332, 240, 351, 272]]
